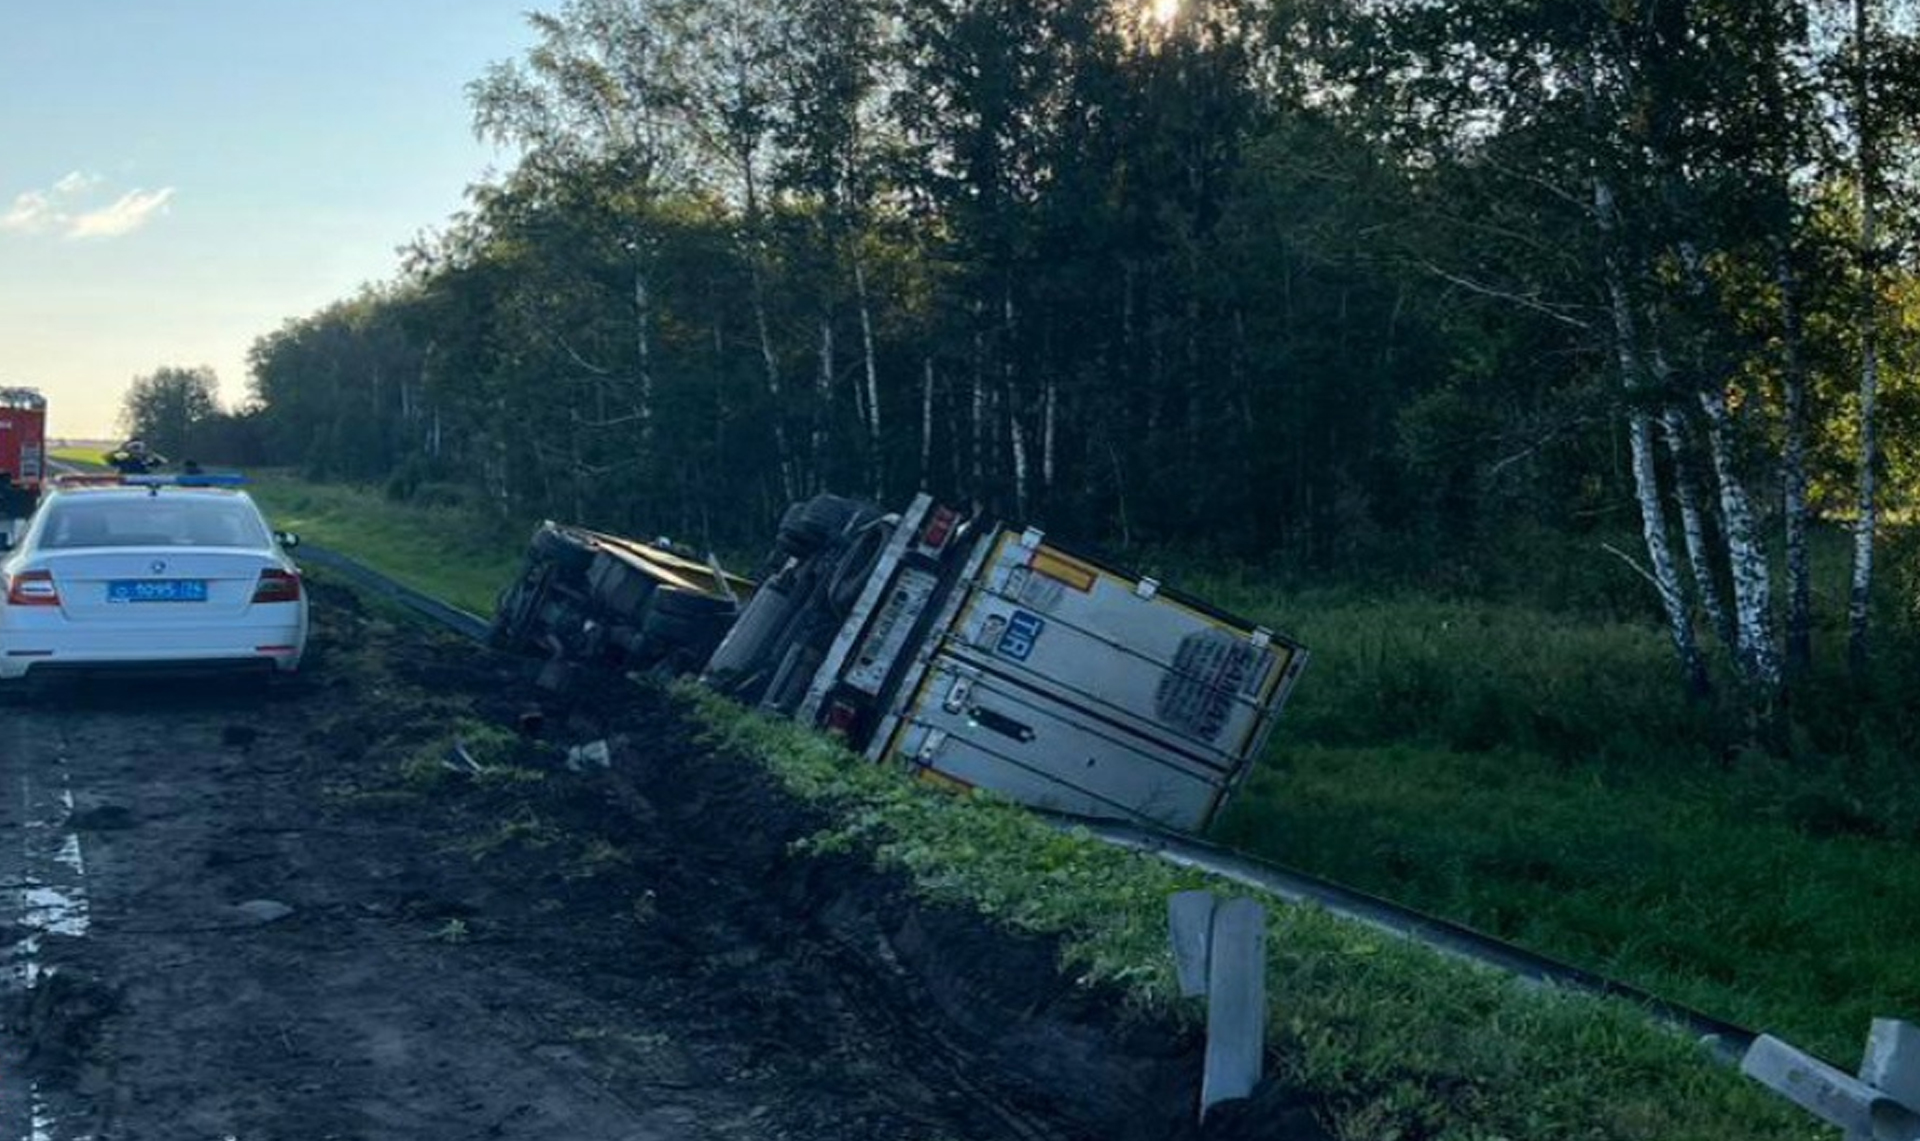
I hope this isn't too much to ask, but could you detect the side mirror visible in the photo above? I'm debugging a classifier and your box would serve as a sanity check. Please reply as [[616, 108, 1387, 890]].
[[274, 531, 301, 550]]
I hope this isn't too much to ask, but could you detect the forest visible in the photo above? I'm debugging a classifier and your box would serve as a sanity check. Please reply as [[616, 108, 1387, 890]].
[[133, 0, 1920, 714]]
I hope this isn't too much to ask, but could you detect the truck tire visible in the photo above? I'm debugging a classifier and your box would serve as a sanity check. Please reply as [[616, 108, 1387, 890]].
[[827, 520, 891, 616], [776, 495, 871, 559], [488, 564, 552, 651], [530, 523, 597, 579]]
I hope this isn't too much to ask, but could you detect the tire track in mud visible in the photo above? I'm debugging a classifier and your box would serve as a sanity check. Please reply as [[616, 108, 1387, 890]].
[[0, 582, 1322, 1140], [1, 708, 97, 1141]]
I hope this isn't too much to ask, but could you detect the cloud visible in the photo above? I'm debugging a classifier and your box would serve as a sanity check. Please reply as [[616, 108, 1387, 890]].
[[0, 172, 175, 240], [1, 189, 59, 234], [67, 188, 175, 239], [53, 171, 100, 195]]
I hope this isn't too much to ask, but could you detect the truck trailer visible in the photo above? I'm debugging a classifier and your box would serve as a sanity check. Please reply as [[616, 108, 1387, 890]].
[[491, 494, 1307, 833]]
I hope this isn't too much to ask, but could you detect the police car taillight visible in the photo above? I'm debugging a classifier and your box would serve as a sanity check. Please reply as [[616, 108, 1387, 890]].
[[252, 569, 302, 604], [5, 570, 59, 607]]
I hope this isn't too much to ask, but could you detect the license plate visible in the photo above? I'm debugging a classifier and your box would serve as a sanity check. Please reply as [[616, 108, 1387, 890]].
[[107, 579, 208, 604]]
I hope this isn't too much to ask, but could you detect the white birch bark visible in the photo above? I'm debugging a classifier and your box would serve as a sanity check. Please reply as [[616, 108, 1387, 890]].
[[1042, 377, 1056, 495], [1848, 0, 1882, 675], [1594, 176, 1707, 694], [921, 357, 935, 490], [1778, 248, 1814, 675], [1697, 384, 1783, 693], [855, 260, 882, 497], [970, 326, 986, 500], [1004, 290, 1026, 516], [1648, 346, 1734, 653], [814, 317, 834, 493], [1011, 413, 1030, 519], [633, 257, 654, 452], [749, 256, 794, 502]]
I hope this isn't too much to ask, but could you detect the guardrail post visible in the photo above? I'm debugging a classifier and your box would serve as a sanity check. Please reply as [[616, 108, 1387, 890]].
[[1167, 891, 1267, 1122], [1854, 1021, 1920, 1141], [1742, 1025, 1920, 1141]]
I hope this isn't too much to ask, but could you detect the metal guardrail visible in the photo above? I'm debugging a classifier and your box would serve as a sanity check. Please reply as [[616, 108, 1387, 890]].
[[297, 543, 493, 643], [1055, 815, 1758, 1065], [311, 545, 1765, 1070]]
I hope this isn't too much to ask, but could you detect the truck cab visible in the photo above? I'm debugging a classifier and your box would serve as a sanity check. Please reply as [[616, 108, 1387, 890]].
[[1, 386, 49, 543]]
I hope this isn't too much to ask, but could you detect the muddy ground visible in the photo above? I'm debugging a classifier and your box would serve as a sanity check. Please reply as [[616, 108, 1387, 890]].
[[1, 578, 1327, 1141]]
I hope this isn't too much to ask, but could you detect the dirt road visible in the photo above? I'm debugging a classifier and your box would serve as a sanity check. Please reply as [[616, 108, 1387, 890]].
[[2, 580, 1296, 1141]]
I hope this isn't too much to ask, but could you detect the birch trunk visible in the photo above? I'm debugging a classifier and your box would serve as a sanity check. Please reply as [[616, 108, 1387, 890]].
[[920, 357, 935, 491], [1004, 290, 1026, 517], [1042, 377, 1056, 497], [814, 317, 834, 493], [749, 258, 794, 502], [633, 259, 654, 452], [855, 260, 882, 497], [1594, 177, 1707, 695], [1848, 0, 1882, 677], [1698, 384, 1783, 694], [1778, 248, 1814, 675], [1649, 349, 1735, 653], [970, 325, 985, 503], [741, 163, 795, 503]]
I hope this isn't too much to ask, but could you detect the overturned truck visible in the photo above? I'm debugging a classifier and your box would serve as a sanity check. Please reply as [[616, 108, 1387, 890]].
[[490, 495, 1308, 833]]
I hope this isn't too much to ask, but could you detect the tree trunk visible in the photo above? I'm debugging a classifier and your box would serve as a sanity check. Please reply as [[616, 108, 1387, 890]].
[[749, 258, 794, 502], [1650, 362, 1735, 652], [921, 357, 935, 491], [1004, 290, 1026, 517], [634, 257, 655, 453], [1848, 0, 1882, 678], [1778, 247, 1814, 676], [1594, 176, 1708, 696], [855, 260, 882, 497], [1698, 384, 1783, 696], [814, 316, 834, 493]]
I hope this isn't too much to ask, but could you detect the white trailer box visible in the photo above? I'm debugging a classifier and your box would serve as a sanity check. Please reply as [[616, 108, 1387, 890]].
[[716, 494, 1307, 832]]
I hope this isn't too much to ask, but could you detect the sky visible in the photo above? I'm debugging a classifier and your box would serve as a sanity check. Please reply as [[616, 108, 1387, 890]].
[[0, 1, 539, 439]]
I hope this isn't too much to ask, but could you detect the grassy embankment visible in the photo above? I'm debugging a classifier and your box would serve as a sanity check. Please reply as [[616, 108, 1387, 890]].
[[1176, 552, 1920, 1069], [245, 475, 1897, 1139], [246, 473, 526, 617]]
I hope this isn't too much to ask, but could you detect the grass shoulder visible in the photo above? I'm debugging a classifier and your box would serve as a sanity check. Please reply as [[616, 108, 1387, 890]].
[[685, 687, 1803, 1141]]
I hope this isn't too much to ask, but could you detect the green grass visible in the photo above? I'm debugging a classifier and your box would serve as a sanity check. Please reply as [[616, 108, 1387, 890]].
[[246, 472, 529, 617], [270, 473, 1916, 1137], [48, 445, 109, 466], [1165, 556, 1920, 1065], [691, 688, 1809, 1141]]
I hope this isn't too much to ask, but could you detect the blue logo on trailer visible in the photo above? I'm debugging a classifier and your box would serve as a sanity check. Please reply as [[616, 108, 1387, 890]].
[[997, 610, 1046, 661]]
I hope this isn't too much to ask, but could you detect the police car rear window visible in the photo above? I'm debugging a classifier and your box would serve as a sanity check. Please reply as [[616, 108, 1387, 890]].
[[40, 497, 271, 550]]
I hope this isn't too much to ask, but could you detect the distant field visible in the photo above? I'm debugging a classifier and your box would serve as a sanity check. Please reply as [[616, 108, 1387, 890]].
[[246, 473, 527, 618], [48, 444, 109, 466]]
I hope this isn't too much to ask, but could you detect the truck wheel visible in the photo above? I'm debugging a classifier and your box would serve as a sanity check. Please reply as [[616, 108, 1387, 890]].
[[776, 495, 872, 559], [488, 564, 552, 651], [827, 521, 891, 616], [530, 523, 597, 578]]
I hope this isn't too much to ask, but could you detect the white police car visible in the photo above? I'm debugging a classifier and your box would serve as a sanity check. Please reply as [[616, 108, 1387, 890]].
[[0, 475, 307, 683]]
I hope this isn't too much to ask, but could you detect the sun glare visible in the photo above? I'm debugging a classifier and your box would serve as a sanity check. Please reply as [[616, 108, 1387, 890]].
[[1151, 0, 1181, 26]]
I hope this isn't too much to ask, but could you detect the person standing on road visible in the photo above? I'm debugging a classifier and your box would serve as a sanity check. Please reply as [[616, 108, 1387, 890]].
[[1, 470, 35, 543], [106, 439, 167, 475]]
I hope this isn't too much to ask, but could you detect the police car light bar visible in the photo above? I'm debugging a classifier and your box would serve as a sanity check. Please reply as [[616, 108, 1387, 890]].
[[123, 473, 249, 487]]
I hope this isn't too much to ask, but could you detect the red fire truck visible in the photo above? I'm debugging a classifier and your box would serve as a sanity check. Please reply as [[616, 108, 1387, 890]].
[[2, 386, 49, 530]]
